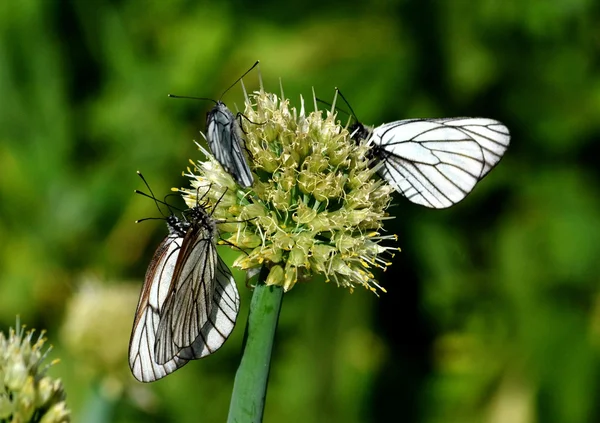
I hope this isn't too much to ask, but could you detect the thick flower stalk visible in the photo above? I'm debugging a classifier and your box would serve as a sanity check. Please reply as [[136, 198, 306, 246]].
[[0, 318, 70, 423], [180, 85, 397, 293]]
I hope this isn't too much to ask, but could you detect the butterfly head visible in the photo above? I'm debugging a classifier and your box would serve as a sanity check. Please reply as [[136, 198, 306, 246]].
[[348, 122, 372, 144], [186, 205, 216, 234], [348, 122, 379, 162]]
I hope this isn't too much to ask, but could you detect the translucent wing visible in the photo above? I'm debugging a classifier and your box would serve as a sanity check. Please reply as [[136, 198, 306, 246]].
[[128, 221, 189, 382], [371, 118, 510, 208], [154, 209, 240, 365], [177, 256, 239, 359], [153, 223, 216, 364], [432, 118, 510, 176], [206, 102, 254, 188]]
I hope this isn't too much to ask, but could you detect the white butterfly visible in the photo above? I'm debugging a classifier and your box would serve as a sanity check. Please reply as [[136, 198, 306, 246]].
[[169, 61, 259, 188], [129, 183, 239, 382], [351, 117, 510, 208], [205, 101, 254, 188]]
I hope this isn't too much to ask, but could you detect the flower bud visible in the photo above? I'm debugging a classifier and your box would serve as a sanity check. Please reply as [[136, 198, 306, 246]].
[[265, 265, 284, 286]]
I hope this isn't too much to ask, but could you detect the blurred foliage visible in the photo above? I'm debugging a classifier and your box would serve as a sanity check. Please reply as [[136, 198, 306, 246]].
[[0, 0, 599, 422]]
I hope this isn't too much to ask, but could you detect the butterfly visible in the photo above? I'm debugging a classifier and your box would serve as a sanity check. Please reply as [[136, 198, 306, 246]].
[[169, 61, 260, 188], [205, 100, 254, 188], [335, 91, 510, 209], [129, 175, 240, 382]]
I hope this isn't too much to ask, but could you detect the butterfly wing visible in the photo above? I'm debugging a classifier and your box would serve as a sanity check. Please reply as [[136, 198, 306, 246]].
[[128, 233, 189, 382], [206, 102, 254, 188], [153, 213, 240, 365], [435, 118, 510, 176], [153, 222, 216, 365], [178, 255, 239, 359], [371, 118, 510, 208]]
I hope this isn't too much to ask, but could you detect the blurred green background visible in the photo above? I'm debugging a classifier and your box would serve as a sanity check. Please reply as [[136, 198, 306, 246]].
[[1, 0, 599, 422]]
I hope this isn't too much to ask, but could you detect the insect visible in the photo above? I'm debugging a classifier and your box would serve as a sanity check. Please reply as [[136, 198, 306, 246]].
[[169, 61, 260, 188], [336, 90, 510, 209], [129, 173, 240, 382]]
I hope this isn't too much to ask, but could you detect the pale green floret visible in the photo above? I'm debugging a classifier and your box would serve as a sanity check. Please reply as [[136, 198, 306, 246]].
[[265, 265, 284, 286], [39, 403, 70, 423], [180, 87, 397, 293], [0, 320, 70, 423]]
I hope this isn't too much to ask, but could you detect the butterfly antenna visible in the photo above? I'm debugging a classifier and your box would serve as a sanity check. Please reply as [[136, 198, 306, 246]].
[[135, 217, 165, 224], [136, 171, 169, 215], [134, 190, 182, 214], [220, 60, 260, 101], [167, 94, 217, 104], [163, 192, 183, 207], [335, 87, 360, 123], [192, 182, 213, 209], [315, 96, 351, 118], [212, 187, 229, 215], [315, 97, 332, 108]]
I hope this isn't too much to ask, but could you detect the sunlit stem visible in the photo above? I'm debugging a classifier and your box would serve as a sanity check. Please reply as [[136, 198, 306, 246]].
[[227, 267, 284, 423]]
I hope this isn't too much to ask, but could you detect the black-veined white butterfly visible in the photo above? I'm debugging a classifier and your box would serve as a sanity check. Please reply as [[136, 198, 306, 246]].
[[335, 91, 510, 209], [169, 61, 260, 188], [129, 175, 240, 382]]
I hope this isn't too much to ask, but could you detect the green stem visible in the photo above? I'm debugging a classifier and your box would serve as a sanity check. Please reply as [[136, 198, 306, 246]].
[[227, 268, 284, 423]]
